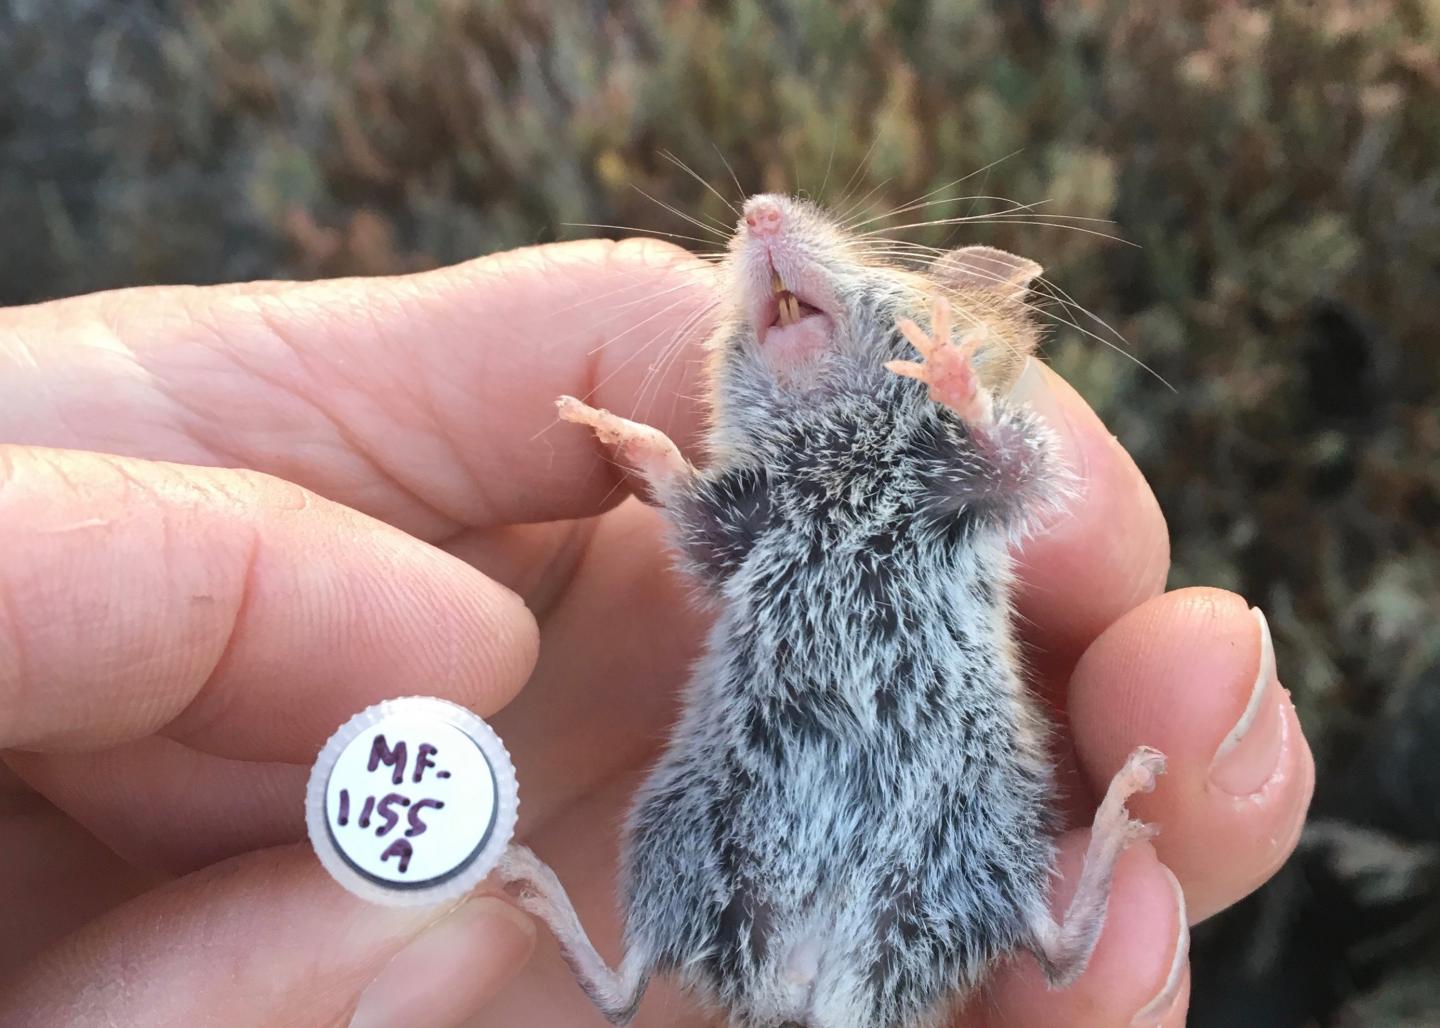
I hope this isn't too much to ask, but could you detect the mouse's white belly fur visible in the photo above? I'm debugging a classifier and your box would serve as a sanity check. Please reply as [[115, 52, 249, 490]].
[[622, 517, 1058, 1028]]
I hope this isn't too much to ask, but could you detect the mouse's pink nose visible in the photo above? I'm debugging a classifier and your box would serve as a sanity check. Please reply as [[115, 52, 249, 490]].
[[743, 197, 784, 237]]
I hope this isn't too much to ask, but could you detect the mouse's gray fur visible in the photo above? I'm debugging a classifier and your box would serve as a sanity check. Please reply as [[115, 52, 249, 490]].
[[500, 194, 1163, 1028]]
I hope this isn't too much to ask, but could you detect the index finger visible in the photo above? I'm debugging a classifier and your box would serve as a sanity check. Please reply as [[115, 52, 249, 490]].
[[0, 446, 537, 760], [0, 239, 721, 536]]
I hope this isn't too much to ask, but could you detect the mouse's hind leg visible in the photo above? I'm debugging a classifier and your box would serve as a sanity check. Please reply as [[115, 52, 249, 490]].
[[497, 844, 653, 1024], [1025, 746, 1167, 989]]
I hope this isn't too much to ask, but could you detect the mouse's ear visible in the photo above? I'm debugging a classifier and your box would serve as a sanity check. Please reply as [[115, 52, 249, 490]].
[[931, 246, 1042, 300]]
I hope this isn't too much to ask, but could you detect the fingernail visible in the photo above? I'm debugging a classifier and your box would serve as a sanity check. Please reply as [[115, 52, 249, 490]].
[[1007, 358, 1087, 520], [350, 897, 535, 1028], [1131, 865, 1190, 1027], [1209, 607, 1288, 796]]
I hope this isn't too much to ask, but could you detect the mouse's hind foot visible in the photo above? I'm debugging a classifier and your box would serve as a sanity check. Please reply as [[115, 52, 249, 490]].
[[1026, 746, 1167, 989], [497, 843, 652, 1024]]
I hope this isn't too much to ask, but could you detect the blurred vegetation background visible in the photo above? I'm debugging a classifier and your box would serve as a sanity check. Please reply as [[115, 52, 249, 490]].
[[3, 0, 1438, 1021]]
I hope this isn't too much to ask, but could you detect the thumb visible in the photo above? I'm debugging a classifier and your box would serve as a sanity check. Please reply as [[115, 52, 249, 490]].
[[0, 844, 534, 1028]]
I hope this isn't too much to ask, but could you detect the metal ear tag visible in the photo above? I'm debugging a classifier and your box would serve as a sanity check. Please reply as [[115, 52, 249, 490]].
[[306, 696, 518, 906]]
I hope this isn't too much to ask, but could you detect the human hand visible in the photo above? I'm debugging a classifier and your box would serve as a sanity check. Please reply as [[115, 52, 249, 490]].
[[0, 240, 1313, 1026]]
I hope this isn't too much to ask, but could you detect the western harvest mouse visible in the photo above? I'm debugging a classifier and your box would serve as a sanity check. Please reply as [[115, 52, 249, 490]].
[[499, 193, 1165, 1027]]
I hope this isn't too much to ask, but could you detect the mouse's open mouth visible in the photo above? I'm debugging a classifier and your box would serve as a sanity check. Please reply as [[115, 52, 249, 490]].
[[759, 271, 831, 350], [771, 272, 823, 328]]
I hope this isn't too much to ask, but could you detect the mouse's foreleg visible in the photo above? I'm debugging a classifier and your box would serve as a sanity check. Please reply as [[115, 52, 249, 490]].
[[556, 396, 693, 507], [1025, 746, 1167, 989], [497, 844, 653, 1024], [887, 295, 1069, 537]]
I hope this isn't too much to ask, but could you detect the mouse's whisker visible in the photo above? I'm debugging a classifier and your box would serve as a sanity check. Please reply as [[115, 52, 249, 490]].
[[982, 213, 1122, 225], [603, 299, 721, 419], [863, 216, 1135, 247], [582, 292, 710, 361], [1030, 276, 1128, 348], [711, 143, 748, 206], [833, 175, 894, 229], [1003, 280, 1170, 392], [561, 281, 715, 342], [1027, 280, 1175, 392], [829, 136, 883, 213], [853, 200, 1051, 239], [847, 186, 1041, 236], [850, 249, 939, 271], [584, 280, 714, 323], [852, 241, 950, 259], [844, 178, 1031, 235], [632, 301, 719, 417], [632, 185, 732, 241], [648, 334, 709, 428], [974, 219, 1135, 246], [660, 149, 742, 219], [544, 267, 718, 320], [816, 124, 840, 208], [851, 196, 1044, 234], [840, 150, 1030, 233], [852, 241, 951, 258]]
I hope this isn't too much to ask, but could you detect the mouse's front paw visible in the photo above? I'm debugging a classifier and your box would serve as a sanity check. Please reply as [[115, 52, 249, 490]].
[[557, 395, 627, 444], [886, 295, 994, 426], [557, 394, 671, 457], [556, 395, 690, 502]]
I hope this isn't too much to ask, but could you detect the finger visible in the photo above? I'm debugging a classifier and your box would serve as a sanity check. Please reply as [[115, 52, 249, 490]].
[[3, 251, 1164, 683], [0, 446, 537, 759], [1007, 361, 1171, 684], [1067, 587, 1315, 921], [13, 500, 701, 866], [5, 739, 306, 875], [0, 782, 158, 977], [0, 239, 719, 535], [0, 844, 535, 1028], [981, 839, 1190, 1027]]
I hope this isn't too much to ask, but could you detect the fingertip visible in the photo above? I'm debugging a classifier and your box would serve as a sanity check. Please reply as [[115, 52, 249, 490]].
[[1131, 864, 1191, 1028], [1069, 587, 1316, 921], [602, 234, 717, 276], [0, 450, 541, 760], [444, 237, 721, 522], [164, 475, 542, 761]]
